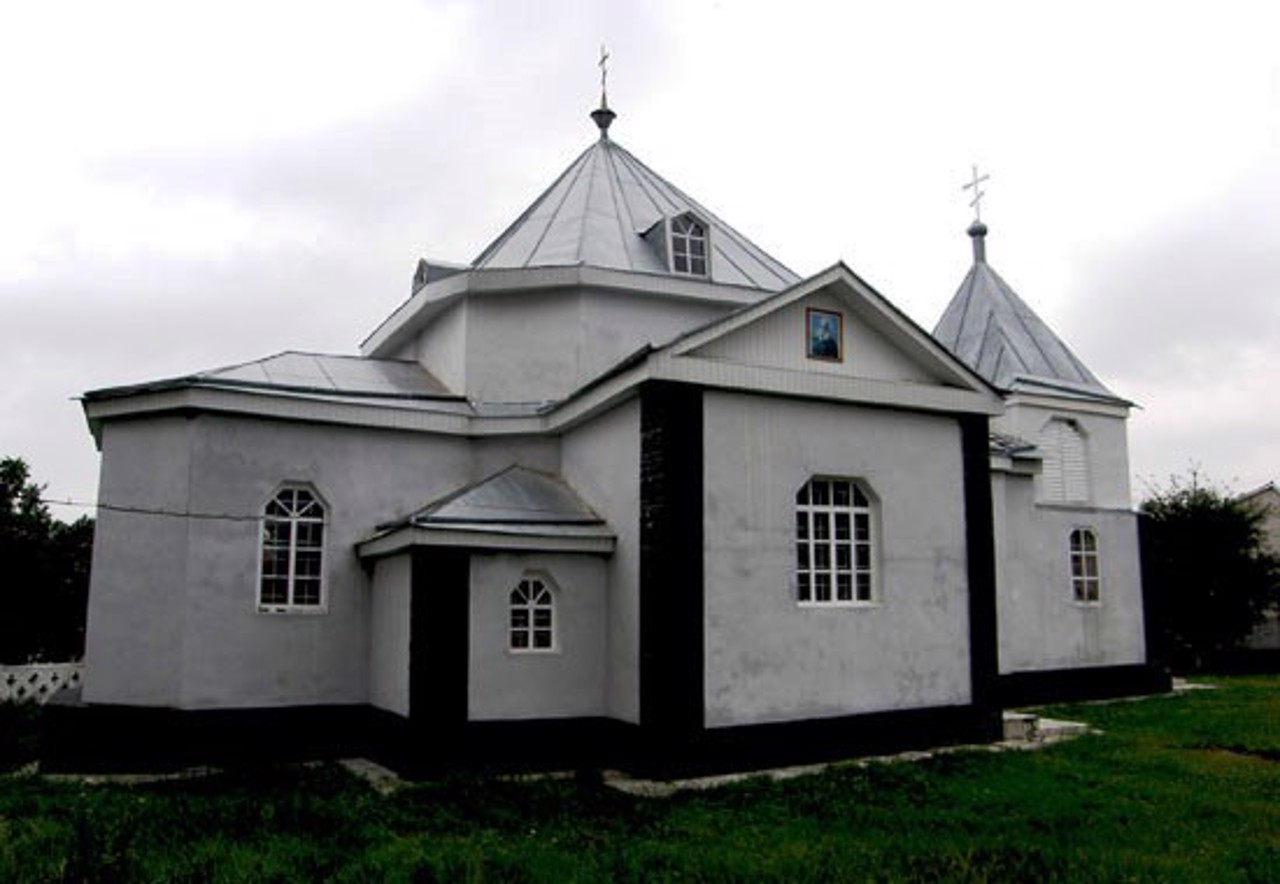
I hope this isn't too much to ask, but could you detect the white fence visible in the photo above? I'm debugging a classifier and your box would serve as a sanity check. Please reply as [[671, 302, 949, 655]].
[[0, 663, 83, 704]]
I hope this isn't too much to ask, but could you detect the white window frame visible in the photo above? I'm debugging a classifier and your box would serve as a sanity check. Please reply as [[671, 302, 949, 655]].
[[669, 213, 709, 277], [1069, 527, 1101, 604], [795, 477, 878, 607], [258, 484, 327, 614], [508, 573, 557, 653]]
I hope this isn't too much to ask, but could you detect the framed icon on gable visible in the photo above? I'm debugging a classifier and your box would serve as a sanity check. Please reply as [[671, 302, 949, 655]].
[[806, 308, 843, 362]]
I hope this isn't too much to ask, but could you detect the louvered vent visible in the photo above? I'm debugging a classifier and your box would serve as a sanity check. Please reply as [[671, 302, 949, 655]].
[[1039, 418, 1090, 503]]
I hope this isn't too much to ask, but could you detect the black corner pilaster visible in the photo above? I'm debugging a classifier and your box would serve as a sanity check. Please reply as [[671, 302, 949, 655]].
[[960, 414, 1000, 723], [639, 381, 705, 752]]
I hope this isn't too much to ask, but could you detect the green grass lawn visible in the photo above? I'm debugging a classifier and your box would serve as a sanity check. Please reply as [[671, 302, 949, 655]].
[[2, 677, 1278, 882]]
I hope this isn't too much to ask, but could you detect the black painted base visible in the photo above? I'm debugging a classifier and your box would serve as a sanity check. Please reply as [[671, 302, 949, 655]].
[[42, 697, 1005, 779], [997, 663, 1172, 708]]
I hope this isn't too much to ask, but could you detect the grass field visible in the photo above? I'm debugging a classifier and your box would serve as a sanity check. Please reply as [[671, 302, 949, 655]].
[[1, 677, 1278, 882]]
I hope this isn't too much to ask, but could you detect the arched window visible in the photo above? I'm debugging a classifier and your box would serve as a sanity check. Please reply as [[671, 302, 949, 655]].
[[1069, 527, 1100, 603], [509, 575, 554, 651], [1039, 418, 1090, 503], [671, 214, 708, 277], [259, 486, 325, 610], [795, 477, 876, 605]]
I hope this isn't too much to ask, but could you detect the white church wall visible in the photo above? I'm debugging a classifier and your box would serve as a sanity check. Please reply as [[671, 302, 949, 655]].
[[83, 417, 196, 707], [149, 414, 471, 709], [562, 397, 641, 723], [995, 471, 1146, 673], [695, 291, 944, 385], [369, 553, 412, 717], [467, 553, 608, 720], [701, 392, 973, 728], [407, 299, 468, 394], [578, 288, 732, 382]]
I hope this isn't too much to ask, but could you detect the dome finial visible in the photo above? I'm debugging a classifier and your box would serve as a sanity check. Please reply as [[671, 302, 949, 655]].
[[590, 44, 616, 138], [962, 164, 990, 263]]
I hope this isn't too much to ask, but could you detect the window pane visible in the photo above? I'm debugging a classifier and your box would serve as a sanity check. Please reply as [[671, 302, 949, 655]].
[[835, 544, 851, 571], [797, 573, 811, 601], [834, 512, 850, 540], [836, 574, 852, 601], [853, 484, 868, 507], [1084, 556, 1098, 578], [296, 522, 323, 547], [533, 609, 552, 628], [293, 579, 320, 606], [511, 609, 529, 628], [511, 631, 529, 649], [533, 630, 552, 649], [815, 573, 831, 601], [854, 514, 870, 541], [856, 573, 872, 601], [295, 550, 322, 578], [814, 544, 830, 569], [674, 254, 689, 273], [261, 579, 288, 606], [796, 511, 809, 539], [833, 482, 850, 507], [797, 544, 809, 569], [690, 257, 706, 275], [796, 483, 810, 505], [814, 513, 830, 540], [812, 481, 830, 505], [856, 542, 871, 566]]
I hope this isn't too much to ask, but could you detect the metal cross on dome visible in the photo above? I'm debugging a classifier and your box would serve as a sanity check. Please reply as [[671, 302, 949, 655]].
[[963, 164, 990, 222], [599, 45, 610, 106]]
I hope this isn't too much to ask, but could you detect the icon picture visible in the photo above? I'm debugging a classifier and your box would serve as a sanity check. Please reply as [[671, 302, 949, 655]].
[[807, 308, 842, 361]]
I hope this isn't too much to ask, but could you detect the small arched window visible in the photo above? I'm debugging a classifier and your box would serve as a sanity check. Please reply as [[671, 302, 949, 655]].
[[671, 214, 708, 277], [1069, 527, 1100, 603], [795, 477, 876, 605], [509, 575, 555, 651], [259, 486, 325, 611]]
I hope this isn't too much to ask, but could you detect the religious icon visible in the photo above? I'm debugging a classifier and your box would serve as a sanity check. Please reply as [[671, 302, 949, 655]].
[[806, 308, 843, 362]]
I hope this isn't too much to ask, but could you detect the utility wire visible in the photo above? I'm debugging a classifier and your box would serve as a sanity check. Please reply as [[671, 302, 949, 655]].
[[38, 497, 264, 523]]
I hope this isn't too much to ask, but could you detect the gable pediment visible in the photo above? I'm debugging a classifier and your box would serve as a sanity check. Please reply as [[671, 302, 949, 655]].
[[670, 264, 995, 397]]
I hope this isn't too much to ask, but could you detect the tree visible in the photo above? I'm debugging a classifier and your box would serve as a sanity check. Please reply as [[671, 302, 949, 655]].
[[1140, 471, 1280, 673], [0, 457, 94, 663]]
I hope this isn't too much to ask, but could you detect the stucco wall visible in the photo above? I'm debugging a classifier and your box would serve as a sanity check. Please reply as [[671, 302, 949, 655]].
[[702, 392, 973, 728], [443, 288, 735, 404], [994, 470, 1146, 672], [562, 398, 641, 723], [408, 300, 468, 394], [369, 553, 411, 717], [83, 417, 195, 706], [468, 553, 608, 720]]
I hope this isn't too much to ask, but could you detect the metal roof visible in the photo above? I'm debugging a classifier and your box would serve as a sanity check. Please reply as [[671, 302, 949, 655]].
[[933, 224, 1123, 404], [471, 131, 799, 291], [84, 351, 457, 403], [404, 465, 608, 529]]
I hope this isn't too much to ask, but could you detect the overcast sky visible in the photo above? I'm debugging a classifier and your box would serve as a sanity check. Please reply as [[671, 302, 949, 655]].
[[2, 0, 1277, 515]]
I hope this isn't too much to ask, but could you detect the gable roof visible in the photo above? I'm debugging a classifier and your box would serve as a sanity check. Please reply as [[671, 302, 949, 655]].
[[471, 129, 799, 292], [666, 262, 1001, 401], [933, 223, 1126, 405]]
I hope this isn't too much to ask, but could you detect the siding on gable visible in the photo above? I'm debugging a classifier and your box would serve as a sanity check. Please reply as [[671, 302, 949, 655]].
[[692, 293, 945, 384]]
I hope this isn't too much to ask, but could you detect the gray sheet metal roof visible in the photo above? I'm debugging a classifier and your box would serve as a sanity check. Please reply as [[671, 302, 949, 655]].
[[405, 465, 609, 530], [85, 351, 457, 403], [471, 132, 799, 291], [933, 224, 1122, 403]]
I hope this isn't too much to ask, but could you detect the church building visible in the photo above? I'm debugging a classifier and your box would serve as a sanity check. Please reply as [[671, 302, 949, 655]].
[[68, 95, 1166, 771]]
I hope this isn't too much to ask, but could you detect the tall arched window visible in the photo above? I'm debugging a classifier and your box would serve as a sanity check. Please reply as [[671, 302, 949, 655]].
[[671, 214, 708, 277], [795, 477, 876, 605], [259, 486, 325, 610], [509, 575, 555, 651], [1069, 527, 1100, 603], [1039, 418, 1090, 503]]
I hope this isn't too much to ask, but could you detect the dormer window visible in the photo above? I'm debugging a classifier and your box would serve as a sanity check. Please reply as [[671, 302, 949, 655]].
[[671, 214, 708, 276]]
